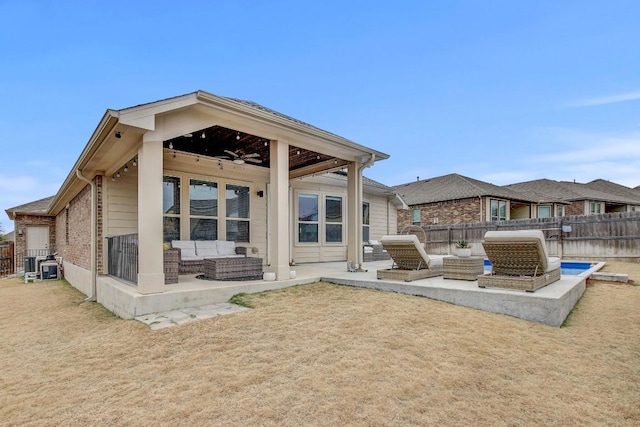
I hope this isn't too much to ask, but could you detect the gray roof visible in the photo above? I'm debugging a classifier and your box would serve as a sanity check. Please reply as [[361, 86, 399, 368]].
[[584, 179, 640, 204], [5, 196, 55, 219], [393, 173, 535, 205], [506, 179, 640, 205]]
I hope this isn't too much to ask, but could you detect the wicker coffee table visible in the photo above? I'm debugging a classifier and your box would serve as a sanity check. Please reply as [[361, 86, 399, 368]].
[[443, 256, 485, 281], [204, 257, 263, 281]]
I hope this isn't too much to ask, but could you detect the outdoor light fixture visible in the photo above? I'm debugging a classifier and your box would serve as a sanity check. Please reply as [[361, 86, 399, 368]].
[[132, 158, 137, 167], [201, 132, 206, 139], [124, 164, 129, 172], [111, 175, 115, 181], [257, 190, 264, 197], [169, 142, 174, 150], [116, 171, 121, 178], [236, 132, 240, 140], [115, 131, 121, 139]]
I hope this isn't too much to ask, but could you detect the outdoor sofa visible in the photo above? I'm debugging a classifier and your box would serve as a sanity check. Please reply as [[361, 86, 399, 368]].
[[171, 240, 249, 274], [478, 230, 561, 292]]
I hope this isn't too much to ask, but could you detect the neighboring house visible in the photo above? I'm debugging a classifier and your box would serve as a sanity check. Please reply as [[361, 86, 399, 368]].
[[393, 173, 538, 229], [6, 90, 395, 301], [5, 196, 56, 261], [505, 179, 640, 216]]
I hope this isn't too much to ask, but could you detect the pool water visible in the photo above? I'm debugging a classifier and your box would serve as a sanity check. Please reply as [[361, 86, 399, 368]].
[[483, 260, 594, 275]]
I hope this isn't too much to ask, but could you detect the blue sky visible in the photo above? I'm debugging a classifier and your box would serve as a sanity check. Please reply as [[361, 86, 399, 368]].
[[1, 0, 639, 233]]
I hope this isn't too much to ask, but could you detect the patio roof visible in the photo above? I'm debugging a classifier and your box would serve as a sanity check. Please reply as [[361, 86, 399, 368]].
[[48, 90, 390, 215]]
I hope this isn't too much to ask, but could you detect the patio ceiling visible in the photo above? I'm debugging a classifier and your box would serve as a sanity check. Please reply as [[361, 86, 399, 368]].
[[164, 125, 348, 175]]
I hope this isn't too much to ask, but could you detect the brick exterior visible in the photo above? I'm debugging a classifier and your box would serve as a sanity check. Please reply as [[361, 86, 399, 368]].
[[54, 176, 103, 273], [14, 214, 56, 258], [397, 198, 482, 231], [566, 201, 585, 216]]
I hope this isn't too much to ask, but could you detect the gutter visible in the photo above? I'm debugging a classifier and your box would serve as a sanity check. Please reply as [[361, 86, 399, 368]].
[[75, 170, 97, 302]]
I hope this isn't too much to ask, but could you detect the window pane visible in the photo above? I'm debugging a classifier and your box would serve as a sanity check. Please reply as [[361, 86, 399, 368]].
[[226, 220, 249, 243], [362, 226, 370, 243], [163, 176, 180, 214], [326, 196, 342, 223], [299, 223, 318, 243], [326, 224, 342, 243], [557, 206, 564, 217], [190, 218, 217, 241], [538, 206, 551, 218], [499, 201, 506, 220], [363, 202, 370, 225], [163, 217, 180, 243], [412, 209, 421, 225], [226, 184, 250, 218], [299, 194, 318, 221], [190, 179, 217, 217], [490, 200, 498, 220]]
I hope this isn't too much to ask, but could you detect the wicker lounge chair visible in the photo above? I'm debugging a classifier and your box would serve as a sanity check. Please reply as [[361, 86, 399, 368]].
[[478, 230, 561, 292], [376, 235, 443, 282]]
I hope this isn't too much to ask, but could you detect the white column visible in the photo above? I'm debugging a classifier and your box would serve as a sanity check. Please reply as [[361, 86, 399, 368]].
[[269, 140, 291, 280], [137, 135, 165, 294], [346, 161, 363, 266]]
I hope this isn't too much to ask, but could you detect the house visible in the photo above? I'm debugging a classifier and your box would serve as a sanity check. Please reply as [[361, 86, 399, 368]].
[[5, 196, 56, 262], [6, 90, 399, 314], [393, 173, 538, 229], [505, 179, 640, 215]]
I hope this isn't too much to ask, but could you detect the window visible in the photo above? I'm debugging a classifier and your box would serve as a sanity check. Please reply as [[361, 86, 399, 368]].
[[411, 208, 421, 226], [537, 206, 551, 218], [163, 176, 181, 242], [226, 184, 250, 242], [325, 196, 343, 243], [298, 194, 319, 243], [590, 202, 602, 215], [189, 179, 218, 240], [556, 205, 564, 217], [490, 199, 507, 221], [362, 202, 370, 242]]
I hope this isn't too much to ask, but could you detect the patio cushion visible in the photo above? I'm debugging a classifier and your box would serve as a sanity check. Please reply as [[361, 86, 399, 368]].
[[195, 240, 219, 258], [172, 240, 197, 259], [216, 240, 236, 256]]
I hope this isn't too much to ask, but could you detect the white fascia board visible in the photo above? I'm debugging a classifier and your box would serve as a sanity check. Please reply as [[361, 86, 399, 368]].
[[118, 93, 200, 130]]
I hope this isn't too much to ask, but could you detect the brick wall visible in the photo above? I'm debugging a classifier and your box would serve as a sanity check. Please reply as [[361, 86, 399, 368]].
[[14, 214, 56, 258], [566, 201, 584, 216], [397, 198, 482, 231], [55, 176, 104, 273]]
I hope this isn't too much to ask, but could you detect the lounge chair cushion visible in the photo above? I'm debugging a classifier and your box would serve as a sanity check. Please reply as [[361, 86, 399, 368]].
[[483, 230, 559, 273], [171, 240, 197, 259], [195, 240, 219, 258], [381, 234, 431, 269]]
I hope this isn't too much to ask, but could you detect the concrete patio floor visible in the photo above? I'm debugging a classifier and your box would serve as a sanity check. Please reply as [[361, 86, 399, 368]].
[[98, 258, 603, 327]]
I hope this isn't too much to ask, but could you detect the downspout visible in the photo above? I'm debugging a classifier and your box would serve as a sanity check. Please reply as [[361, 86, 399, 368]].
[[76, 170, 97, 302]]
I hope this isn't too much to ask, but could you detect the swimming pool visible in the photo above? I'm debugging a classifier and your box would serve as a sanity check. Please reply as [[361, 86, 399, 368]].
[[483, 260, 595, 275]]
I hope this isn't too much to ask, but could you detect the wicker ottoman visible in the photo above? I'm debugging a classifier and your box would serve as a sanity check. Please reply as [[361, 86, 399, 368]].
[[443, 256, 485, 281], [204, 257, 263, 281], [163, 248, 179, 284]]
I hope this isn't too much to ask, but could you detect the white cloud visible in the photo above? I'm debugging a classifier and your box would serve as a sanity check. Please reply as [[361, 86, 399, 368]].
[[566, 90, 640, 108]]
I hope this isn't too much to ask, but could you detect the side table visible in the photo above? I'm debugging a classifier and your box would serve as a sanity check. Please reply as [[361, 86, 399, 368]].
[[443, 256, 485, 281]]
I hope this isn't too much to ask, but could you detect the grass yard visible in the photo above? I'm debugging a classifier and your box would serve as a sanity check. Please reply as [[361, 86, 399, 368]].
[[0, 261, 639, 426]]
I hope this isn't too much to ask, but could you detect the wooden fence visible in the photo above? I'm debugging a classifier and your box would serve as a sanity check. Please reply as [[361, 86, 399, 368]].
[[412, 211, 640, 261], [0, 241, 14, 277]]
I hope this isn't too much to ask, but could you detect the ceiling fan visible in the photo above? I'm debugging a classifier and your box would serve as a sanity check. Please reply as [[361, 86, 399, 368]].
[[219, 149, 263, 165]]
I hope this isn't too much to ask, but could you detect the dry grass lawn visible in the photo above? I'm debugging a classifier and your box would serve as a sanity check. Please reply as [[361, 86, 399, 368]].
[[1, 261, 639, 426]]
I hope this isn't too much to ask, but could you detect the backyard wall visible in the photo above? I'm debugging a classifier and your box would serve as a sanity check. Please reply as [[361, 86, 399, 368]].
[[13, 214, 56, 267]]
